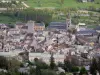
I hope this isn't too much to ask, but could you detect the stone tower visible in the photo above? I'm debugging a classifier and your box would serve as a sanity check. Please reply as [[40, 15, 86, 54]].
[[26, 21, 35, 34], [66, 13, 71, 29]]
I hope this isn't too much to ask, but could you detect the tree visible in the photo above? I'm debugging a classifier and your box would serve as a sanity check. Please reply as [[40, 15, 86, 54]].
[[59, 72, 66, 75], [7, 70, 20, 75], [34, 58, 49, 75], [97, 57, 100, 74], [7, 23, 15, 28], [41, 69, 57, 75], [50, 53, 56, 70], [88, 12, 93, 19], [29, 67, 36, 75], [33, 58, 41, 75], [0, 56, 8, 69], [79, 67, 88, 75], [88, 6, 96, 11], [64, 57, 72, 72], [34, 58, 39, 63], [0, 71, 7, 75], [8, 58, 21, 71], [71, 66, 79, 75], [90, 58, 97, 75], [61, 0, 64, 4]]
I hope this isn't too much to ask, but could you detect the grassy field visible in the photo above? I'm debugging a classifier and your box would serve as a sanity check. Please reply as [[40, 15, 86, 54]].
[[0, 15, 17, 24], [24, 0, 100, 8]]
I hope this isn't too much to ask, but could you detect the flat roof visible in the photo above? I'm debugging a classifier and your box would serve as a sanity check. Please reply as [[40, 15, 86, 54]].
[[78, 23, 86, 26]]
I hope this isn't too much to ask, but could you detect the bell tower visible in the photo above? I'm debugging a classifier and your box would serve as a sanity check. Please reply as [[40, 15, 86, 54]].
[[26, 20, 35, 34], [66, 13, 71, 30]]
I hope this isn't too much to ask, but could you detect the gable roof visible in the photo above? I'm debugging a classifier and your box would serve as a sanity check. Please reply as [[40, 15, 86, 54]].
[[16, 22, 26, 25], [94, 26, 100, 30], [48, 22, 67, 30], [76, 29, 98, 35], [35, 22, 45, 26]]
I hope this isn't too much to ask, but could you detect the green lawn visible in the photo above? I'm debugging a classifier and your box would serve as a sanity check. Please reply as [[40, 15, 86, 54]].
[[0, 15, 17, 24], [24, 0, 100, 8]]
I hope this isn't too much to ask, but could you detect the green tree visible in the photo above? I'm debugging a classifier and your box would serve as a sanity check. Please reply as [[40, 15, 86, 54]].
[[97, 57, 100, 74], [7, 70, 20, 75], [49, 53, 56, 70], [8, 58, 21, 70], [0, 72, 7, 75], [34, 58, 49, 75], [59, 72, 66, 75], [61, 0, 64, 4], [64, 58, 72, 72], [71, 66, 79, 75], [0, 56, 8, 69], [29, 67, 36, 75], [79, 67, 88, 75], [88, 12, 93, 19], [90, 58, 97, 75], [41, 69, 57, 75]]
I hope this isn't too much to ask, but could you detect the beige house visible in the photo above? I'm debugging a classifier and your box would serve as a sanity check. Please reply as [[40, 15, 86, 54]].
[[34, 22, 45, 31], [26, 21, 45, 33]]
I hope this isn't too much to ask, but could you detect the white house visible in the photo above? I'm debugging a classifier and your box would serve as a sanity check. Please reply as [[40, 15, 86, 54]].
[[76, 23, 86, 31]]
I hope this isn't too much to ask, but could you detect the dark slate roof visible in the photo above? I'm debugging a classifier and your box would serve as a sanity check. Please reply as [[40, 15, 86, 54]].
[[16, 22, 26, 25], [0, 23, 6, 26], [35, 22, 45, 26], [76, 29, 98, 35], [94, 26, 100, 30], [48, 22, 67, 30]]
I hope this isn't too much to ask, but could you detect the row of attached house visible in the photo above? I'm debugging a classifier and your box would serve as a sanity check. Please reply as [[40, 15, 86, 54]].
[[17, 20, 70, 34], [76, 22, 100, 45]]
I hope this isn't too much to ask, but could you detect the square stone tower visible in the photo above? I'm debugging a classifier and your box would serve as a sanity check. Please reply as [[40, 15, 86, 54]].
[[26, 21, 35, 33]]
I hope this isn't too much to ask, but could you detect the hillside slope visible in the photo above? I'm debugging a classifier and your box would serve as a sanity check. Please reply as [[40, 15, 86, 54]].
[[24, 0, 100, 8]]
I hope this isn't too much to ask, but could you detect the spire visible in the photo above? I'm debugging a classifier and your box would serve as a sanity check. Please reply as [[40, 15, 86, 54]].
[[66, 12, 71, 28]]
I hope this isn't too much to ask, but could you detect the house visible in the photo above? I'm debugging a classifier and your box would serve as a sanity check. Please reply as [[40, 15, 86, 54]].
[[29, 53, 65, 64], [80, 0, 94, 2], [0, 69, 7, 73], [57, 67, 65, 74], [76, 35, 98, 46], [21, 26, 28, 34], [8, 29, 20, 35], [71, 55, 90, 66], [88, 0, 94, 2], [47, 22, 67, 31], [15, 22, 26, 29], [76, 29, 98, 45], [34, 22, 45, 31], [1, 0, 11, 3], [76, 23, 86, 31], [26, 21, 45, 33], [0, 23, 8, 30], [18, 67, 30, 74], [94, 26, 100, 33], [76, 29, 98, 36], [82, 0, 88, 2], [94, 26, 100, 43]]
